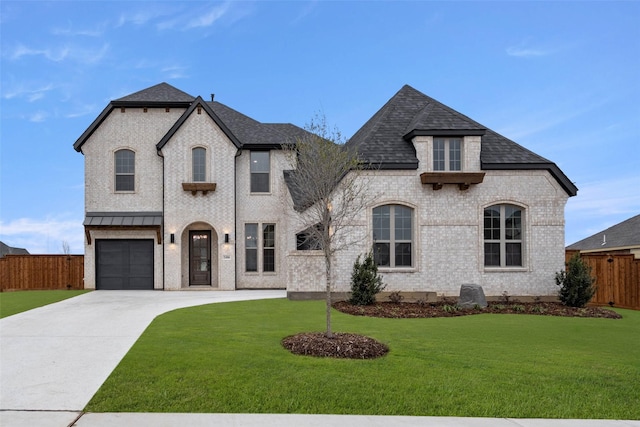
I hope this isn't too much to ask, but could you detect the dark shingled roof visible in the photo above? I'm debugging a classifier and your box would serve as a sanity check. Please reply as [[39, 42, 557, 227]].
[[567, 214, 640, 250], [0, 241, 30, 257], [346, 84, 577, 196], [115, 82, 195, 103]]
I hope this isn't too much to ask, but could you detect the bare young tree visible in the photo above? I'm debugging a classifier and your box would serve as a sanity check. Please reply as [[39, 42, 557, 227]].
[[61, 240, 70, 255], [284, 114, 374, 338]]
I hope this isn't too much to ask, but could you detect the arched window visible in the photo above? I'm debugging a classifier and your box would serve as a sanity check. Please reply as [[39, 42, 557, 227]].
[[114, 149, 135, 192], [192, 147, 206, 182], [484, 204, 524, 267], [373, 204, 413, 268]]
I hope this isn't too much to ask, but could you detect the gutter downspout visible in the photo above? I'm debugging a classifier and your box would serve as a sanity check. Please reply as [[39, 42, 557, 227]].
[[157, 148, 165, 290], [234, 148, 242, 290]]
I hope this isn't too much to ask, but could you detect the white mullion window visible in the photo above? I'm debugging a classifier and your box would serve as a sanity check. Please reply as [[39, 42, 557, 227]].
[[484, 204, 523, 267], [245, 222, 276, 273], [433, 138, 462, 171], [373, 205, 413, 268]]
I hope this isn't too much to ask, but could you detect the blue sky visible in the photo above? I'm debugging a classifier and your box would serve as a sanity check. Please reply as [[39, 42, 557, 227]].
[[1, 1, 639, 254]]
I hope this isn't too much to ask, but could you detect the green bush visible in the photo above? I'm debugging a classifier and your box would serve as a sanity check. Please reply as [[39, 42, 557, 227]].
[[555, 253, 596, 308], [349, 252, 385, 306]]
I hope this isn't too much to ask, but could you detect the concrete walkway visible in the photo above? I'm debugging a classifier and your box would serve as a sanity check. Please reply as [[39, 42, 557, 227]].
[[1, 290, 638, 427]]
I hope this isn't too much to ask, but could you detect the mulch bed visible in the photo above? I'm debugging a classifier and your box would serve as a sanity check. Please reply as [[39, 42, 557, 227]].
[[282, 332, 389, 359], [282, 300, 621, 360], [333, 300, 622, 319]]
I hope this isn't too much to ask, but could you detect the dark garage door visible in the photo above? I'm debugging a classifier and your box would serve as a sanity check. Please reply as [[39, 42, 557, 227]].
[[96, 239, 154, 290]]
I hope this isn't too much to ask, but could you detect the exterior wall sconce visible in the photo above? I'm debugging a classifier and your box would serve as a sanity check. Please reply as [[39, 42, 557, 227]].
[[170, 233, 175, 244], [224, 233, 230, 244]]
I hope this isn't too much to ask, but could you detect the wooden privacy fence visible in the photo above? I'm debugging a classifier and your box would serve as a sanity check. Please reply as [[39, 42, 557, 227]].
[[565, 250, 640, 310], [0, 255, 84, 291]]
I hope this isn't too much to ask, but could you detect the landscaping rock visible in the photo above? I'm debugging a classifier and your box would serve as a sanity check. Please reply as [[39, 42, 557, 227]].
[[458, 284, 487, 309]]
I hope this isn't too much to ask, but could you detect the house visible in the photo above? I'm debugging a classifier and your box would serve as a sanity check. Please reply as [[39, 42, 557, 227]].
[[0, 241, 30, 258], [567, 214, 640, 259], [73, 83, 576, 298]]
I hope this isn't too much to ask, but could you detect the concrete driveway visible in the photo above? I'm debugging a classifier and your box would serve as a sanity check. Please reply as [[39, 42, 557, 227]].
[[0, 290, 285, 420]]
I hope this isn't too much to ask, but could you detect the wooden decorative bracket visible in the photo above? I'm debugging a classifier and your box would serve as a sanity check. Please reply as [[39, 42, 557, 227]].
[[420, 172, 485, 191], [182, 182, 217, 195]]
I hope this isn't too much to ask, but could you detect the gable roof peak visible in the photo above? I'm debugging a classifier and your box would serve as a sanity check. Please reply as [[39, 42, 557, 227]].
[[115, 82, 195, 104]]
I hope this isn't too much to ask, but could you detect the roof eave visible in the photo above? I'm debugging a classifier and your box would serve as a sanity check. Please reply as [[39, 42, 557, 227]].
[[482, 162, 578, 197], [404, 129, 486, 140]]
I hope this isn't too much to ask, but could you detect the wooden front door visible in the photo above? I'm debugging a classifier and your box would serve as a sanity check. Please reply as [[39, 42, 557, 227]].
[[189, 231, 211, 286]]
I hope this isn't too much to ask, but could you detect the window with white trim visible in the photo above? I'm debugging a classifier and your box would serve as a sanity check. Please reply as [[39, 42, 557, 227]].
[[115, 149, 135, 192], [433, 138, 462, 171], [250, 151, 270, 193], [373, 205, 413, 268], [192, 147, 206, 182], [484, 204, 523, 267], [245, 223, 276, 272]]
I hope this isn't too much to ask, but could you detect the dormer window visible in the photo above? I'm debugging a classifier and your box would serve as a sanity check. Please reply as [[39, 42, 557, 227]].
[[433, 138, 461, 171]]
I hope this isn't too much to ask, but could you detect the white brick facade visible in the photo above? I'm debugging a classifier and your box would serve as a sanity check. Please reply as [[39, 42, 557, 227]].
[[76, 83, 574, 297]]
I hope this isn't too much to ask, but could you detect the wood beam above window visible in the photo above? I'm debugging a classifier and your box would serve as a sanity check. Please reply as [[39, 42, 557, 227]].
[[420, 172, 485, 191], [182, 182, 217, 195]]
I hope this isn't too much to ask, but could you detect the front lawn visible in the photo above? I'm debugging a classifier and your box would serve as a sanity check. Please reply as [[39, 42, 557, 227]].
[[85, 299, 640, 419], [0, 290, 91, 318]]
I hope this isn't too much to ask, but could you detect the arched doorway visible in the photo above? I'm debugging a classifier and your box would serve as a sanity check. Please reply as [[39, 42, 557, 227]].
[[181, 223, 218, 287]]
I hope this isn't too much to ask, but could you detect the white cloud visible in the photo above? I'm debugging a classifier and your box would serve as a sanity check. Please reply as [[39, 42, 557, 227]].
[[186, 3, 230, 29], [2, 83, 55, 101], [566, 175, 640, 218], [7, 42, 108, 65], [506, 46, 552, 58], [0, 216, 84, 255], [10, 44, 70, 62], [65, 104, 98, 119], [51, 21, 106, 37], [28, 111, 48, 122]]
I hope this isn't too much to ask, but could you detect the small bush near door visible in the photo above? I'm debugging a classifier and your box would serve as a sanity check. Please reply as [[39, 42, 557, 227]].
[[349, 252, 385, 306]]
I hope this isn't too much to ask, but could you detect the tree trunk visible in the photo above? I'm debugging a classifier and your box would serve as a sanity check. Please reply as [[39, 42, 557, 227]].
[[325, 253, 333, 338]]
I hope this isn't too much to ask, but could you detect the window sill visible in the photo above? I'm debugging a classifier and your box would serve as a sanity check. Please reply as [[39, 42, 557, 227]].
[[483, 267, 528, 273], [378, 267, 417, 273], [420, 172, 485, 190], [182, 182, 216, 195], [250, 191, 272, 196]]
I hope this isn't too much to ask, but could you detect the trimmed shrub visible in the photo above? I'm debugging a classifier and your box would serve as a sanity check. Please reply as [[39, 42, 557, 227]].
[[349, 252, 385, 306], [555, 253, 596, 308]]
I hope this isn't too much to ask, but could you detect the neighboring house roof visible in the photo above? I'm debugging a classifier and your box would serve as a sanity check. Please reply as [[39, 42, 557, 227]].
[[0, 241, 29, 257], [567, 214, 640, 251], [345, 85, 577, 196]]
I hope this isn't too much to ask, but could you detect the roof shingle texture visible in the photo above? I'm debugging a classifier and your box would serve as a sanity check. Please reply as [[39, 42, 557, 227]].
[[567, 214, 640, 250], [115, 82, 195, 103]]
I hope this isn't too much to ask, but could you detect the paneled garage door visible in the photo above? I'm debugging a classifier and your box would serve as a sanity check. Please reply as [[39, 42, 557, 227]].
[[96, 239, 154, 290]]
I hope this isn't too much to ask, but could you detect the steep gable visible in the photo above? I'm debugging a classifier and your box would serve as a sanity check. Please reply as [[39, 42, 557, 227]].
[[346, 85, 577, 196], [74, 83, 194, 152]]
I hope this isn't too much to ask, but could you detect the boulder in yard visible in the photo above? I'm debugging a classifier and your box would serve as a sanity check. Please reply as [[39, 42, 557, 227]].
[[458, 284, 487, 309]]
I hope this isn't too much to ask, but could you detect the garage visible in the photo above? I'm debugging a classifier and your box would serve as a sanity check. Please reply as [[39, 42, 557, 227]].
[[96, 239, 154, 290]]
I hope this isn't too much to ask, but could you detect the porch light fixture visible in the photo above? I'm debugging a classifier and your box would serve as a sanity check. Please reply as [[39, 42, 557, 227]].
[[170, 233, 175, 244], [224, 233, 229, 244]]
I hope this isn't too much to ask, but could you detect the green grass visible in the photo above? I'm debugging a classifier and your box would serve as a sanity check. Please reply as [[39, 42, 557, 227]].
[[0, 290, 91, 318], [86, 299, 640, 419]]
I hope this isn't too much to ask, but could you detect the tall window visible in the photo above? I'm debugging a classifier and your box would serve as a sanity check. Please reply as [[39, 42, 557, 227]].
[[250, 151, 270, 193], [192, 147, 206, 182], [373, 205, 413, 268], [433, 138, 462, 171], [245, 223, 276, 272], [115, 149, 135, 192], [484, 204, 523, 267]]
